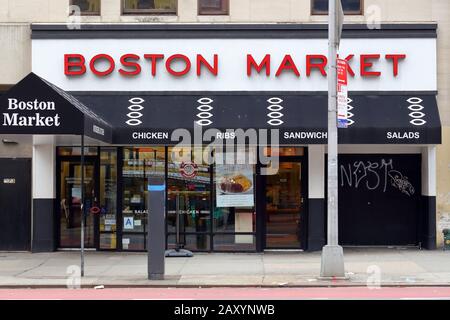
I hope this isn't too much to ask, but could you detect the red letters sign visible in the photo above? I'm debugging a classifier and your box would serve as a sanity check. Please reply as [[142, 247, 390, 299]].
[[64, 53, 406, 79]]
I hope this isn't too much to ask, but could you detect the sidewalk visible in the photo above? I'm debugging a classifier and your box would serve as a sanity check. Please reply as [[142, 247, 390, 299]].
[[0, 248, 449, 288]]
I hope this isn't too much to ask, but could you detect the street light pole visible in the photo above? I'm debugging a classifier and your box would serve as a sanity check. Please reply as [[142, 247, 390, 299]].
[[320, 0, 346, 278]]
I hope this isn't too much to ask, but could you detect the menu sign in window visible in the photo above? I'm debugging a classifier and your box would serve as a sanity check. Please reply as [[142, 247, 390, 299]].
[[216, 164, 254, 207]]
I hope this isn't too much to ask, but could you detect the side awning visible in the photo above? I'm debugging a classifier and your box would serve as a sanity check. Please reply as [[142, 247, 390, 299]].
[[0, 73, 112, 143], [75, 93, 441, 145]]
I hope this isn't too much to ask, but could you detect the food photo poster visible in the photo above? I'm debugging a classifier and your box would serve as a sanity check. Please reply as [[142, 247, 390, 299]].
[[215, 164, 254, 207]]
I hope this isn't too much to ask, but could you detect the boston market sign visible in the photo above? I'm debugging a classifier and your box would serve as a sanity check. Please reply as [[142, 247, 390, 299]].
[[32, 38, 437, 92], [65, 53, 406, 78], [3, 98, 60, 127]]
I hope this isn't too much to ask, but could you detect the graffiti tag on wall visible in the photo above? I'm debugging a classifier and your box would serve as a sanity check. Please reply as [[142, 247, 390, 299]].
[[340, 158, 415, 196]]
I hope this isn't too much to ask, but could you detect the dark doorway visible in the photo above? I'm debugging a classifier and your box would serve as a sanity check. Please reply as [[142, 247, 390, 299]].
[[337, 154, 421, 246], [0, 158, 31, 251], [57, 157, 99, 248], [262, 148, 308, 249]]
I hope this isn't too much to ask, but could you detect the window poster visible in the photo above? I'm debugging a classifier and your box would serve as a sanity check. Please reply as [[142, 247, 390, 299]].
[[123, 217, 134, 230], [216, 164, 254, 207]]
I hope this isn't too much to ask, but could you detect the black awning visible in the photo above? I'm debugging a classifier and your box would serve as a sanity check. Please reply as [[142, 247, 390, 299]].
[[4, 74, 440, 146], [75, 93, 441, 145], [339, 95, 441, 144], [74, 94, 328, 145], [0, 73, 112, 143]]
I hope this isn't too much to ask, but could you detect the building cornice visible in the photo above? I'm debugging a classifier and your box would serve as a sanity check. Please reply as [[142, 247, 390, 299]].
[[31, 23, 438, 39]]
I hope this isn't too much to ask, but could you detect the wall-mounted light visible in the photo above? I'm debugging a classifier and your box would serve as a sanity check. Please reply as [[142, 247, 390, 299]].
[[2, 139, 18, 145]]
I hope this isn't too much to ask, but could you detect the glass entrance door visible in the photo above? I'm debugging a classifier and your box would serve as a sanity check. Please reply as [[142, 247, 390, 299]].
[[58, 159, 98, 248], [265, 161, 303, 249], [167, 147, 212, 251]]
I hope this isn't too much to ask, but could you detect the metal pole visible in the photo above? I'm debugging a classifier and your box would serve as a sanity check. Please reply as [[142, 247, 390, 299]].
[[328, 0, 338, 248], [176, 194, 180, 251], [80, 135, 85, 277], [320, 0, 345, 278]]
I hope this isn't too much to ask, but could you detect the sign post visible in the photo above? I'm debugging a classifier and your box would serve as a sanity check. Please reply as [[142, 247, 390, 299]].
[[320, 0, 346, 278]]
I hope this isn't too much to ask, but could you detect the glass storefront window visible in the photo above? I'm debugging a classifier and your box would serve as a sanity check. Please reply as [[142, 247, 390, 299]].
[[167, 147, 212, 250], [59, 160, 96, 248], [264, 147, 304, 157], [213, 234, 256, 251], [55, 144, 310, 252], [57, 146, 262, 252], [99, 148, 117, 250], [212, 147, 257, 251], [58, 147, 98, 156], [122, 147, 165, 250], [213, 208, 256, 233], [100, 233, 117, 249], [167, 234, 210, 251], [122, 146, 260, 252], [122, 234, 145, 251]]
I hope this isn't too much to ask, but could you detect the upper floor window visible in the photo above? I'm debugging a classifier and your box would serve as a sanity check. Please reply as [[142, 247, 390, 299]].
[[311, 0, 363, 15], [70, 0, 101, 15], [123, 0, 177, 15], [198, 0, 229, 15]]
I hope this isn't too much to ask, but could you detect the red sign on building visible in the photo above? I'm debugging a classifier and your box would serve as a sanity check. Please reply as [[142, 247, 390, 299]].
[[337, 59, 349, 128], [179, 162, 198, 179]]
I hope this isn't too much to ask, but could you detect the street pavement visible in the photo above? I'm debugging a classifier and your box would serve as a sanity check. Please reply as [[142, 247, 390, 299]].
[[0, 248, 449, 287]]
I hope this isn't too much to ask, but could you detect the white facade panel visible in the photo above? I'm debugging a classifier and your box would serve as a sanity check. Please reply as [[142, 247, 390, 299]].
[[32, 38, 437, 92]]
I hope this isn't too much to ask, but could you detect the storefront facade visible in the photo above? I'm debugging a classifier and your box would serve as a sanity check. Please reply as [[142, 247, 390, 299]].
[[53, 145, 310, 252], [0, 23, 442, 252]]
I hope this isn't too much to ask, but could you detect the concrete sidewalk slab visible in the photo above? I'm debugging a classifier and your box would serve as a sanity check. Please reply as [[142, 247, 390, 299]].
[[0, 248, 449, 288]]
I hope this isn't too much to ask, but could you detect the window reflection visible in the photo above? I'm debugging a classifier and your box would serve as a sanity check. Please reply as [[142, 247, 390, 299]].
[[312, 0, 362, 15], [264, 147, 304, 157], [123, 0, 177, 14], [213, 234, 256, 251], [266, 162, 302, 248], [99, 148, 117, 250], [198, 0, 229, 15], [212, 147, 256, 251], [118, 146, 259, 252], [70, 0, 101, 15], [59, 161, 96, 248], [122, 147, 165, 250], [58, 147, 98, 156], [167, 147, 211, 251]]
